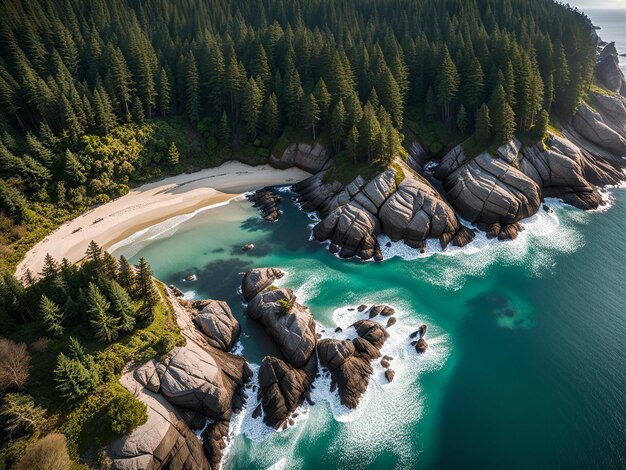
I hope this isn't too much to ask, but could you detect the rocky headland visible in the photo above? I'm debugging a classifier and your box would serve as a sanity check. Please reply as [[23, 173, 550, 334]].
[[107, 270, 404, 469], [266, 42, 626, 256]]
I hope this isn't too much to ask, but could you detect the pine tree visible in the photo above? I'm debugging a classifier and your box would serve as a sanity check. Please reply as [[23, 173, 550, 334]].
[[87, 282, 119, 343], [86, 241, 103, 262], [436, 47, 460, 120], [465, 57, 485, 113], [158, 68, 171, 116], [264, 93, 280, 137], [110, 47, 134, 116], [217, 111, 230, 143], [206, 46, 225, 111], [39, 295, 64, 336], [346, 124, 359, 164], [302, 94, 320, 140], [313, 78, 332, 120], [105, 280, 135, 332], [136, 258, 159, 321], [117, 255, 136, 295], [185, 53, 200, 124], [167, 142, 180, 166], [490, 85, 516, 145], [242, 77, 262, 139], [252, 44, 271, 92], [378, 68, 404, 128], [457, 104, 468, 135], [358, 103, 381, 163], [54, 352, 97, 402], [67, 336, 86, 361], [330, 99, 347, 152], [41, 253, 59, 279], [132, 96, 144, 124], [475, 104, 491, 148]]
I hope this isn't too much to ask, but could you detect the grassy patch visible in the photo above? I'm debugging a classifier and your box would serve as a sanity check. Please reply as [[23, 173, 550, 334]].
[[391, 163, 405, 187], [322, 151, 383, 185]]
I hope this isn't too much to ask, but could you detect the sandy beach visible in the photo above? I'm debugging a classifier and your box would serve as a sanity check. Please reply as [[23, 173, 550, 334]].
[[16, 161, 310, 280]]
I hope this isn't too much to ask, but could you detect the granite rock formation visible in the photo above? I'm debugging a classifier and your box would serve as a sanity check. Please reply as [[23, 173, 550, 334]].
[[295, 161, 475, 260], [241, 267, 284, 302], [317, 320, 390, 408], [192, 299, 241, 352], [269, 141, 331, 173], [246, 287, 316, 368]]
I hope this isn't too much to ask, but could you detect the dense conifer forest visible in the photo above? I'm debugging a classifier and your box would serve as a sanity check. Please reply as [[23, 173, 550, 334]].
[[0, 0, 608, 466], [0, 0, 598, 268]]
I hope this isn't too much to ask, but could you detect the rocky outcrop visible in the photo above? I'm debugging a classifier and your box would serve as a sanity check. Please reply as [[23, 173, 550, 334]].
[[246, 287, 316, 368], [435, 141, 542, 240], [247, 188, 282, 222], [110, 375, 209, 470], [159, 346, 233, 420], [256, 354, 317, 429], [270, 141, 331, 173], [241, 267, 284, 302], [317, 320, 389, 408], [134, 359, 162, 394], [296, 161, 474, 260], [596, 42, 626, 97], [192, 300, 241, 352], [573, 103, 626, 155]]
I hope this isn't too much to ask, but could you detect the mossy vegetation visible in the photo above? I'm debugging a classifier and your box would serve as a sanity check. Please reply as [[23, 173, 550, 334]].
[[391, 163, 406, 187]]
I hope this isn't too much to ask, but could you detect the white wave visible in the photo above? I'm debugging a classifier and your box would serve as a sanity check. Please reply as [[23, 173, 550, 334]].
[[377, 197, 591, 289], [221, 302, 448, 469], [182, 290, 197, 300]]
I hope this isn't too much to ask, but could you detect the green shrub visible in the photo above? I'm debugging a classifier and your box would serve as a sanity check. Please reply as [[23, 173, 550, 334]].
[[277, 298, 293, 315], [429, 142, 443, 154], [106, 391, 148, 436]]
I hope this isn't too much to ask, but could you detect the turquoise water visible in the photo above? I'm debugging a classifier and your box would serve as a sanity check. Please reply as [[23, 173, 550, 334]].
[[113, 184, 626, 469]]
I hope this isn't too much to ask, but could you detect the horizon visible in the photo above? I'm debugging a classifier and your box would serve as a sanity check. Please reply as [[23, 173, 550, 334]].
[[568, 0, 626, 9]]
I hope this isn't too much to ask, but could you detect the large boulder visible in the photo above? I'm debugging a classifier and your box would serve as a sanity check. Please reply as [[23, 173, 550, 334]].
[[312, 202, 381, 260], [596, 42, 626, 96], [379, 169, 474, 249], [573, 103, 626, 155], [246, 287, 316, 368], [110, 392, 209, 470], [257, 354, 317, 429], [159, 347, 232, 420], [270, 142, 331, 173], [134, 359, 162, 394], [304, 162, 473, 259], [317, 320, 390, 408], [241, 268, 284, 302], [193, 300, 241, 351], [436, 142, 542, 239]]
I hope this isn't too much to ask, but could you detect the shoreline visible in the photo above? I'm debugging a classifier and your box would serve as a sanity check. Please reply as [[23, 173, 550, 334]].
[[16, 161, 310, 280]]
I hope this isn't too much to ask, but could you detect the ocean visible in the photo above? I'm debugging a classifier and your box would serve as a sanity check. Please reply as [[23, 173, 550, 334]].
[[110, 11, 626, 468], [113, 184, 626, 469], [586, 9, 626, 74]]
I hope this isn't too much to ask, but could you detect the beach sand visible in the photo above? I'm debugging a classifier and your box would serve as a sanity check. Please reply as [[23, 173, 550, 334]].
[[16, 161, 310, 280]]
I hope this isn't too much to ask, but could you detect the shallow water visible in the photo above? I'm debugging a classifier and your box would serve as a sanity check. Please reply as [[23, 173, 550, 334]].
[[113, 183, 626, 469]]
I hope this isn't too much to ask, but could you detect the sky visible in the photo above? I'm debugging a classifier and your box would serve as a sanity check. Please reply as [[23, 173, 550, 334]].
[[567, 0, 626, 9]]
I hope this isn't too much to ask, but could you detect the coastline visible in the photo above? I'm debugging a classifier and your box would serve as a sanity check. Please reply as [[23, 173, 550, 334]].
[[16, 161, 310, 280]]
